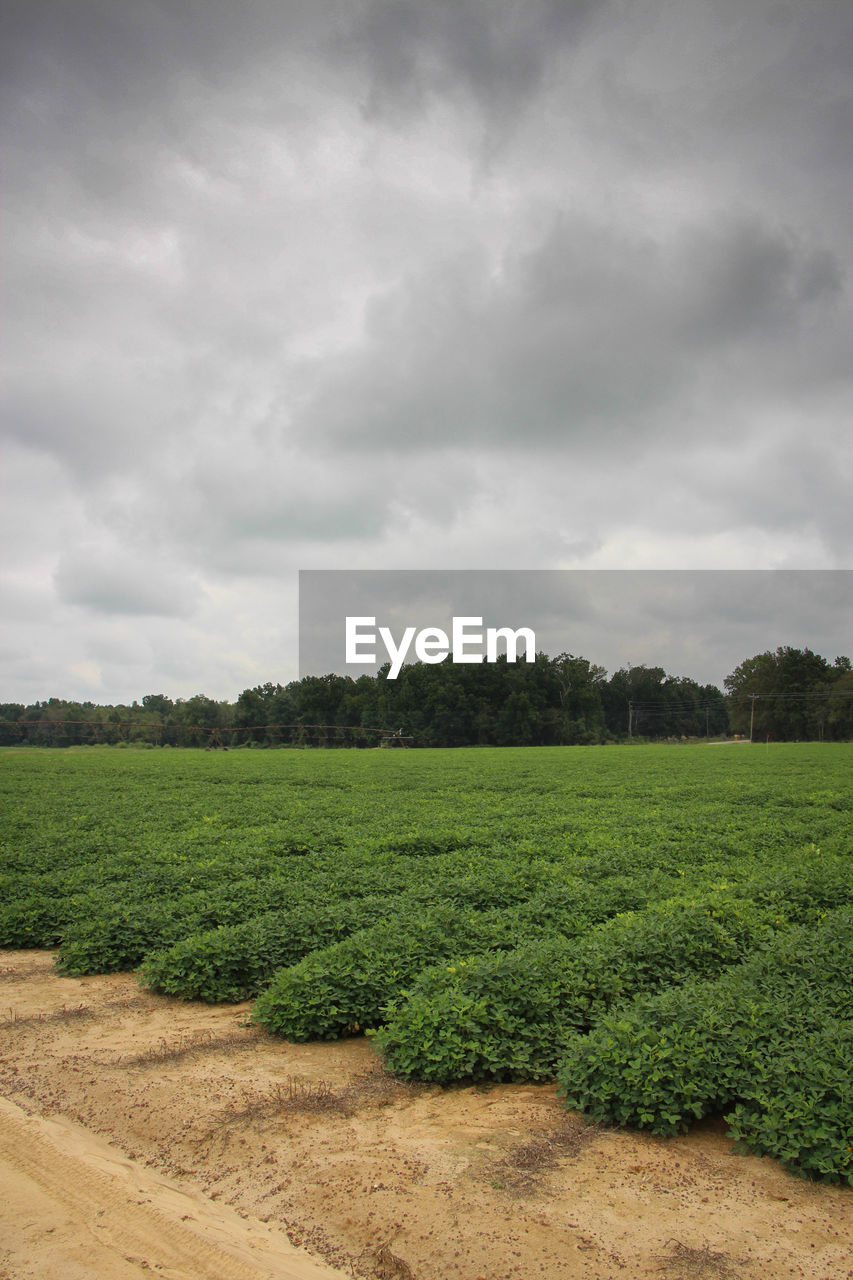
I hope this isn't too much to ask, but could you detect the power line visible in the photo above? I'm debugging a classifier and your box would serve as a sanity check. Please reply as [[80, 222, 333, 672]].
[[726, 690, 853, 702], [0, 718, 410, 740]]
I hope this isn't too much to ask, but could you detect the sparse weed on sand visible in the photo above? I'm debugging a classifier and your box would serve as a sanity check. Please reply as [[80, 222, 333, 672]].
[[654, 1238, 743, 1278], [2, 1002, 93, 1027], [120, 1027, 263, 1067], [489, 1117, 600, 1191]]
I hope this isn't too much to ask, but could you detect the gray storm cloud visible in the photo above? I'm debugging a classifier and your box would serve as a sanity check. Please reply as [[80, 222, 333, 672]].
[[296, 211, 846, 452], [1, 0, 850, 701]]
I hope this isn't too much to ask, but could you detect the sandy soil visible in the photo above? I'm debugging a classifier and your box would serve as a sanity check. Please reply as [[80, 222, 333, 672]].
[[0, 951, 850, 1280]]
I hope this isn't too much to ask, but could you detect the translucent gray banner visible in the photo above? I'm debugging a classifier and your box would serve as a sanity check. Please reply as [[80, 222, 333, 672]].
[[298, 570, 851, 687]]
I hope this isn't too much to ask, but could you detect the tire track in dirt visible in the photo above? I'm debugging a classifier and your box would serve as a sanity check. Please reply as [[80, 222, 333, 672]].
[[0, 1097, 344, 1280]]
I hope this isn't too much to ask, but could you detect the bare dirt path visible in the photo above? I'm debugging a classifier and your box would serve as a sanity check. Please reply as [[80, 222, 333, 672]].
[[1, 950, 850, 1280], [0, 1096, 340, 1280]]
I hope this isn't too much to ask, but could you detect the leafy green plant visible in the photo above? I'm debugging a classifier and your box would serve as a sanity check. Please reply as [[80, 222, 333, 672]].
[[376, 895, 781, 1082], [727, 1020, 853, 1184], [555, 908, 853, 1181], [139, 895, 394, 1001]]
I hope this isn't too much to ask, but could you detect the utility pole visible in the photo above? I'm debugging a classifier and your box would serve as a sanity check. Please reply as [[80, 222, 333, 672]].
[[749, 694, 757, 743]]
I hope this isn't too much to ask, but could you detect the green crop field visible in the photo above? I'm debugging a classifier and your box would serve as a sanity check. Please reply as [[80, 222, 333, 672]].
[[2, 743, 851, 1183]]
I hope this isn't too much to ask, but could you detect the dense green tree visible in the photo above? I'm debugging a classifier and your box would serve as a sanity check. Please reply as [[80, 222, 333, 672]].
[[0, 703, 26, 746], [142, 693, 173, 718], [724, 647, 846, 741], [551, 654, 607, 743], [14, 641, 853, 748], [826, 670, 853, 741]]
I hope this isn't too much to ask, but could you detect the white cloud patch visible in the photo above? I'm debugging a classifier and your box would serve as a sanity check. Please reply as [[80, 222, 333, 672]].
[[69, 659, 103, 689]]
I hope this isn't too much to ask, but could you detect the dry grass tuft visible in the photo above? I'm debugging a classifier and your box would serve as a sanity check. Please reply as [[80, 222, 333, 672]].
[[654, 1239, 742, 1278], [273, 1076, 346, 1113], [103, 995, 157, 1011], [2, 1003, 93, 1027], [121, 1027, 262, 1066], [199, 1065, 424, 1154], [490, 1116, 599, 1190], [222, 1076, 350, 1126], [339, 1062, 420, 1110], [359, 1242, 415, 1279], [0, 964, 55, 984]]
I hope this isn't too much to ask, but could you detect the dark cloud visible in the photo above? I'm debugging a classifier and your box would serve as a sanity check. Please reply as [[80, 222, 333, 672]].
[[675, 219, 843, 344], [0, 1, 321, 118], [339, 0, 603, 123], [1, 0, 850, 701], [296, 211, 848, 452]]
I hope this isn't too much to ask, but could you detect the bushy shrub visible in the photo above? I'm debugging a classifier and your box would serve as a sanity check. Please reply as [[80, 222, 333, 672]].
[[55, 878, 279, 974], [0, 894, 79, 947], [139, 895, 393, 1002], [56, 901, 185, 974], [727, 1020, 853, 1184], [247, 871, 687, 1044], [250, 901, 534, 1041], [376, 895, 780, 1083], [555, 908, 853, 1182], [742, 856, 853, 919]]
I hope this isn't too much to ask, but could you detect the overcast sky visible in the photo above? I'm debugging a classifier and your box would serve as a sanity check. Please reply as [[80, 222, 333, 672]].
[[2, 0, 851, 704]]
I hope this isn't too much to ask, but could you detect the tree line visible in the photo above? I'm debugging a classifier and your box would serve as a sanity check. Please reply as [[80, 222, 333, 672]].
[[2, 646, 850, 748]]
